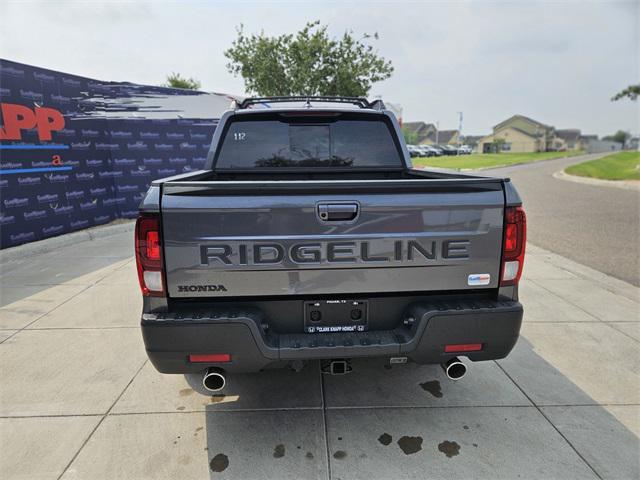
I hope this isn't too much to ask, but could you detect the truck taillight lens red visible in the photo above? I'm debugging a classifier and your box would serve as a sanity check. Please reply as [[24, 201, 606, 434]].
[[135, 213, 165, 297], [500, 206, 526, 286]]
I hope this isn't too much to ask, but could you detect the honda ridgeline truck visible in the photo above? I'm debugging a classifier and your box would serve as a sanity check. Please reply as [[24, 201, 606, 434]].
[[135, 97, 526, 393]]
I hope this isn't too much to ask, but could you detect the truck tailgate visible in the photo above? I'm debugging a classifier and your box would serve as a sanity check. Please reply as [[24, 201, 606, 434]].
[[161, 180, 505, 297]]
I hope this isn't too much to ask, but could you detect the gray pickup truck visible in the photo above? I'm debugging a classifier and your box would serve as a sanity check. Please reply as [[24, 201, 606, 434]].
[[135, 96, 526, 393]]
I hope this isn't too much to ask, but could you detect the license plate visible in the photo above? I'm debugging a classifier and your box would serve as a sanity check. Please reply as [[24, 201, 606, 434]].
[[304, 299, 368, 333]]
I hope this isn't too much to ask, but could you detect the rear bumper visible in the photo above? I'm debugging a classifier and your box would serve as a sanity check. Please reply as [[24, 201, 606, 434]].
[[141, 297, 523, 374]]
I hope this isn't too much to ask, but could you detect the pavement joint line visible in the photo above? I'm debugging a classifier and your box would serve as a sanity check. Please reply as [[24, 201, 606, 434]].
[[603, 323, 640, 344], [527, 244, 639, 300], [523, 320, 627, 323], [528, 278, 640, 344], [323, 403, 640, 409], [494, 361, 604, 480], [3, 403, 639, 420], [0, 258, 135, 344], [0, 283, 95, 345], [56, 358, 149, 480], [23, 326, 139, 331], [319, 366, 332, 480]]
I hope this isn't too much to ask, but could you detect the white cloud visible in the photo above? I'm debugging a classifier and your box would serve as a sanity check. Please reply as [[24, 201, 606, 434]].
[[0, 0, 637, 136]]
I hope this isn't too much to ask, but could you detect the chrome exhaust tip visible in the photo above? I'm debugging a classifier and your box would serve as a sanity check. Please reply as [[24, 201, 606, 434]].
[[202, 368, 226, 392], [441, 357, 467, 381]]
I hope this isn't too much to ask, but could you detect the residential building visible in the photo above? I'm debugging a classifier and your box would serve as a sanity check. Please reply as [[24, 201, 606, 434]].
[[403, 122, 460, 145], [403, 122, 437, 144], [555, 129, 582, 150], [586, 140, 623, 153], [477, 115, 555, 153], [432, 130, 460, 145], [461, 135, 483, 150], [578, 134, 598, 151]]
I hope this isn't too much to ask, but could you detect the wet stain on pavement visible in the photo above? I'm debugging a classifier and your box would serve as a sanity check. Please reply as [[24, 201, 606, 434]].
[[273, 444, 285, 458], [306, 451, 314, 459], [176, 406, 185, 411], [463, 425, 469, 430], [383, 364, 392, 370], [378, 433, 393, 446], [333, 450, 347, 459], [210, 394, 226, 403], [338, 437, 343, 441], [179, 388, 193, 397], [473, 443, 478, 448], [397, 436, 423, 455], [209, 453, 229, 473], [438, 440, 461, 458], [419, 380, 443, 398], [178, 454, 191, 465]]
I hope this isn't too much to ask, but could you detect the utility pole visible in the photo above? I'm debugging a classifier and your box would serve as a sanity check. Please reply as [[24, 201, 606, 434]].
[[435, 121, 439, 145], [457, 111, 463, 146]]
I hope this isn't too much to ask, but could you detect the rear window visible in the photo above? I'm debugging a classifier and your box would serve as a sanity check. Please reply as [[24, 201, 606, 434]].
[[214, 114, 403, 169]]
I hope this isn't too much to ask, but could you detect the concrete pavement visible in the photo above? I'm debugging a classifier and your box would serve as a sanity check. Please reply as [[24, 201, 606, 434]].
[[488, 154, 640, 286], [0, 231, 639, 479]]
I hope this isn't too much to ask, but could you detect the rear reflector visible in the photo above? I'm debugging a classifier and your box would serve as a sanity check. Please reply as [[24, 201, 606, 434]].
[[189, 354, 231, 363], [500, 206, 527, 286], [444, 343, 483, 353]]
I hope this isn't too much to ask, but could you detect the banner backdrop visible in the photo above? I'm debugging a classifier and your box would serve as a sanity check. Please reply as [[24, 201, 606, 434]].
[[0, 59, 236, 249]]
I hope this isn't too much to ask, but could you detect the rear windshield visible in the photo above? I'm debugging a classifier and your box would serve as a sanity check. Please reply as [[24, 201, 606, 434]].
[[214, 114, 403, 169]]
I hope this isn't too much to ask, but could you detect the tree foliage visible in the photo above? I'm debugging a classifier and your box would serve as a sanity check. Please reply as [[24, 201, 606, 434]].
[[402, 126, 418, 145], [491, 138, 506, 154], [224, 21, 394, 97], [603, 130, 630, 145], [163, 72, 201, 90], [611, 84, 639, 101]]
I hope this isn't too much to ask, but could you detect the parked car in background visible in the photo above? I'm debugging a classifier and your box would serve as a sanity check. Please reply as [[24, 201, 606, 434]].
[[427, 145, 444, 156], [417, 145, 436, 157], [438, 145, 458, 156], [458, 145, 473, 155], [407, 145, 422, 157]]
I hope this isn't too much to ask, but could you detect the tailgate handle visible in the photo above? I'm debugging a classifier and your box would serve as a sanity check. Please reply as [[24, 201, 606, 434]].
[[318, 203, 359, 221]]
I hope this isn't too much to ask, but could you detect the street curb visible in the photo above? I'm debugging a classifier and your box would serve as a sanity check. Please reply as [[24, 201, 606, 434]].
[[527, 244, 639, 302], [0, 220, 135, 264], [553, 170, 640, 191]]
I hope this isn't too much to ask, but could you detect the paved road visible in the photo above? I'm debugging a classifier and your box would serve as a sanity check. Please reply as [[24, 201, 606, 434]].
[[1, 231, 639, 479], [489, 154, 640, 286]]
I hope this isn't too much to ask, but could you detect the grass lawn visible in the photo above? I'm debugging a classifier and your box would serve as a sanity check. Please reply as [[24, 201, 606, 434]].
[[565, 151, 640, 181], [412, 150, 585, 170]]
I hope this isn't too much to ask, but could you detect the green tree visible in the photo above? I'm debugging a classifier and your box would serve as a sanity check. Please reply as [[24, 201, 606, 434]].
[[603, 130, 630, 145], [224, 21, 394, 97], [491, 138, 506, 154], [402, 126, 418, 145], [163, 72, 201, 90], [611, 84, 639, 101]]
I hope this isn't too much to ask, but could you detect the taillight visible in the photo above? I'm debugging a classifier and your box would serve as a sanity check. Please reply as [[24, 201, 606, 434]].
[[135, 213, 165, 296], [500, 206, 526, 286]]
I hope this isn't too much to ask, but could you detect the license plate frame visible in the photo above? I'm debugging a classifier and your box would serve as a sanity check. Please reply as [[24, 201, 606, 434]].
[[304, 299, 368, 333]]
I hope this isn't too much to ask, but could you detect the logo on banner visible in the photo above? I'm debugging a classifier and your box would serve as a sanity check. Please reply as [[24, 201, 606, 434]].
[[0, 103, 65, 141]]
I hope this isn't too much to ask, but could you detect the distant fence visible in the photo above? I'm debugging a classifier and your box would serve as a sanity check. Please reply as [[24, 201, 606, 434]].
[[0, 59, 236, 249]]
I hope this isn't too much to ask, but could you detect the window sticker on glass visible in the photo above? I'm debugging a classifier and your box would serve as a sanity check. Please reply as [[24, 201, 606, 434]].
[[234, 132, 246, 141]]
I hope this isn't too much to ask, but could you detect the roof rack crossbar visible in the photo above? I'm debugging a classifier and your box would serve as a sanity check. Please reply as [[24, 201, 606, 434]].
[[237, 96, 384, 110]]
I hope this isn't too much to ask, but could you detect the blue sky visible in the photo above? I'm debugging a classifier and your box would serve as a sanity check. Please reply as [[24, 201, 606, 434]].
[[1, 0, 638, 136]]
